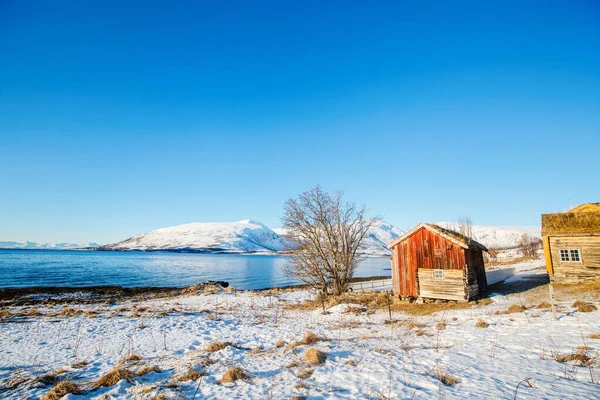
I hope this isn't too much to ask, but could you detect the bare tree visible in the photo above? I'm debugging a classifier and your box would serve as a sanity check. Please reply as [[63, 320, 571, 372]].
[[456, 216, 473, 244], [281, 186, 379, 296], [518, 234, 542, 258]]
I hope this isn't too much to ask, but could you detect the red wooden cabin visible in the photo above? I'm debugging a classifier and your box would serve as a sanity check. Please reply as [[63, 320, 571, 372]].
[[389, 223, 488, 301]]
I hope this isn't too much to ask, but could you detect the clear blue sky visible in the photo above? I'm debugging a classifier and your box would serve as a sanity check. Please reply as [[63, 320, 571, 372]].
[[1, 1, 599, 244]]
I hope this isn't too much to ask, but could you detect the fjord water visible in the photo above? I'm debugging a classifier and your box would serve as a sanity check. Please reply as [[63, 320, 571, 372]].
[[0, 250, 391, 290]]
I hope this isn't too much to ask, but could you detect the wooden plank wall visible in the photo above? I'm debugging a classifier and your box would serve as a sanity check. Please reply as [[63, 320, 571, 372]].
[[549, 235, 600, 283], [391, 227, 468, 298], [418, 269, 466, 301]]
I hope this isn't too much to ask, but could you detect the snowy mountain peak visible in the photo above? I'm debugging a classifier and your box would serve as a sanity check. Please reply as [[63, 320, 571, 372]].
[[99, 220, 286, 253], [436, 222, 541, 250]]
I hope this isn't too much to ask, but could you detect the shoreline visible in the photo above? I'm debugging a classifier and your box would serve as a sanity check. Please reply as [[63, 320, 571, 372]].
[[0, 275, 391, 306]]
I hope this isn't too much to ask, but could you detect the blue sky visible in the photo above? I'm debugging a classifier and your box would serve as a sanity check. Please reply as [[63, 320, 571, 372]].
[[1, 1, 599, 244]]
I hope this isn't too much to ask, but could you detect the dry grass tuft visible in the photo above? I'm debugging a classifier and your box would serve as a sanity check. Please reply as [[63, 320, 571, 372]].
[[42, 381, 82, 400], [93, 366, 134, 388], [176, 367, 205, 382], [71, 360, 89, 369], [28, 307, 41, 316], [294, 382, 308, 389], [297, 368, 314, 379], [537, 301, 552, 309], [433, 368, 459, 386], [275, 340, 285, 348], [289, 396, 307, 400], [475, 319, 489, 328], [136, 365, 161, 376], [288, 331, 325, 349], [553, 350, 594, 366], [287, 291, 491, 315], [435, 321, 447, 330], [344, 359, 358, 366], [220, 366, 250, 384], [587, 333, 600, 340], [151, 394, 167, 400], [124, 353, 143, 362], [303, 348, 327, 365], [206, 341, 233, 352], [60, 308, 82, 317], [506, 304, 525, 313], [573, 300, 598, 313]]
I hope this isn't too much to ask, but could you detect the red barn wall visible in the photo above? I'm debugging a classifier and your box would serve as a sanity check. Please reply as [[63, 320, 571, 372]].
[[392, 227, 466, 298]]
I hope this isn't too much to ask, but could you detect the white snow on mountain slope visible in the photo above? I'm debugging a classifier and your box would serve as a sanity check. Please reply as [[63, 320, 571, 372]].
[[0, 241, 100, 250], [100, 220, 286, 253], [273, 221, 403, 257], [436, 222, 541, 249], [360, 220, 404, 256]]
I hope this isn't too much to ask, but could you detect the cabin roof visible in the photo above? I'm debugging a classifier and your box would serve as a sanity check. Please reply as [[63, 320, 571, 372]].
[[542, 203, 600, 236], [388, 223, 488, 252], [569, 203, 600, 213]]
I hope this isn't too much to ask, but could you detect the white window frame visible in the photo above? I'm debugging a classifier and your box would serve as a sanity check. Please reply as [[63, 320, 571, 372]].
[[559, 248, 582, 263], [432, 269, 445, 280]]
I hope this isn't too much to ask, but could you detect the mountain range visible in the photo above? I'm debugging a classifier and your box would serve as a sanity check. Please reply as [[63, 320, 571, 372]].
[[3, 220, 541, 256], [0, 241, 100, 250]]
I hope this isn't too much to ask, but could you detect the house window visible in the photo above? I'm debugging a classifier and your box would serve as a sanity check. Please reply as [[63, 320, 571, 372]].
[[560, 249, 582, 263], [433, 269, 444, 279]]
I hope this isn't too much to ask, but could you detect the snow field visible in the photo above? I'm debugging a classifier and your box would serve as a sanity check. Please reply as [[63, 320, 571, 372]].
[[0, 284, 599, 399]]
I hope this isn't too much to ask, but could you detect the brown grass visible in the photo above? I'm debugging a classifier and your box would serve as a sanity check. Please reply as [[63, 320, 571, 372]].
[[288, 332, 325, 349], [303, 348, 327, 365], [60, 308, 82, 317], [554, 279, 600, 298], [506, 304, 525, 313], [344, 359, 358, 366], [587, 333, 600, 340], [275, 340, 285, 348], [28, 307, 41, 316], [93, 366, 134, 388], [286, 291, 491, 315], [123, 353, 143, 362], [572, 301, 598, 313], [537, 301, 552, 309], [297, 368, 314, 379], [176, 367, 205, 382], [475, 319, 489, 328], [71, 360, 89, 369], [435, 321, 447, 330], [220, 366, 250, 384], [42, 381, 82, 400], [553, 350, 594, 366], [206, 341, 233, 352], [433, 368, 459, 386], [136, 365, 161, 376], [294, 382, 308, 390]]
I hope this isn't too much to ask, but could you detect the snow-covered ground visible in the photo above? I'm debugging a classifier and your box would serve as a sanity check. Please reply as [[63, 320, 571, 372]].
[[1, 270, 599, 399]]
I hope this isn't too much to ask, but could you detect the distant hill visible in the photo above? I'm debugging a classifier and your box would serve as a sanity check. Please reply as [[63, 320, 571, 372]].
[[0, 241, 100, 250], [98, 220, 286, 253], [436, 222, 541, 250], [99, 219, 403, 256]]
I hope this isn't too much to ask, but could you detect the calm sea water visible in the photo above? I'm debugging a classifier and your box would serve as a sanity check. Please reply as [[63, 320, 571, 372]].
[[0, 250, 391, 290]]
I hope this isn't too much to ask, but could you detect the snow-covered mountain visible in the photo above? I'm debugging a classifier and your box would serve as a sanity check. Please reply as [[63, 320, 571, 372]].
[[436, 222, 541, 250], [100, 220, 403, 256], [99, 220, 286, 253], [361, 221, 404, 256], [274, 221, 403, 257], [0, 241, 100, 250]]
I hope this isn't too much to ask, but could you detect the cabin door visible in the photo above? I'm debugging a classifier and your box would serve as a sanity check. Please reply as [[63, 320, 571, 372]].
[[398, 241, 418, 297]]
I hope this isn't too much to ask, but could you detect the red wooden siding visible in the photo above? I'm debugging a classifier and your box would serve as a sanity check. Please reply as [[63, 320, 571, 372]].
[[391, 227, 466, 297]]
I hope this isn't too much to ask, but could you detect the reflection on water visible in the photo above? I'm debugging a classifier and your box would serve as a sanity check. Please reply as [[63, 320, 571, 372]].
[[0, 250, 391, 290]]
